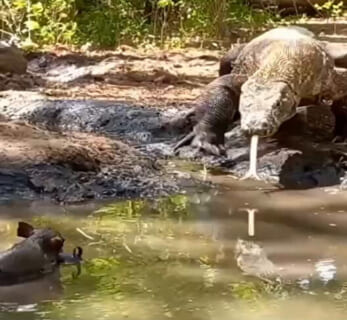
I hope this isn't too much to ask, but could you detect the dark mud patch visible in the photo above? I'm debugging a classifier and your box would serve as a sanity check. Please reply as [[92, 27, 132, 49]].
[[0, 91, 185, 144]]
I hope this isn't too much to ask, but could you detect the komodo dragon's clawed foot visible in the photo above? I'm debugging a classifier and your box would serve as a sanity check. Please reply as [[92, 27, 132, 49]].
[[191, 135, 226, 156], [173, 130, 226, 156]]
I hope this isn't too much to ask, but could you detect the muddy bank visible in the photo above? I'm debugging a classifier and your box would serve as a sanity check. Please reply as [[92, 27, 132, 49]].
[[1, 43, 347, 202], [1, 91, 347, 193], [0, 96, 189, 204]]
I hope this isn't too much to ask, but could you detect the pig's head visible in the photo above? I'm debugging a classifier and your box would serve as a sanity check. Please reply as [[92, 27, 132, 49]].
[[0, 222, 66, 285], [17, 221, 65, 256]]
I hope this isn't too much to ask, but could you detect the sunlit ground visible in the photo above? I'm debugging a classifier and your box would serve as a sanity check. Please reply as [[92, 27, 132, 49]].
[[1, 177, 347, 319]]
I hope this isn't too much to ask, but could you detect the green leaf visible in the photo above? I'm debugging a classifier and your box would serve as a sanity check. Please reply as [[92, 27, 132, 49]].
[[24, 20, 40, 30], [32, 2, 44, 14], [157, 0, 174, 8], [13, 0, 26, 9]]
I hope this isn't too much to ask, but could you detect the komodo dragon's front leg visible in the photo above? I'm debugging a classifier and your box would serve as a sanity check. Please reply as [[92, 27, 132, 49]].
[[173, 74, 244, 156]]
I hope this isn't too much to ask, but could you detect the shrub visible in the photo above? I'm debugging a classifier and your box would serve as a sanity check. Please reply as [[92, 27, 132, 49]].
[[0, 0, 278, 49]]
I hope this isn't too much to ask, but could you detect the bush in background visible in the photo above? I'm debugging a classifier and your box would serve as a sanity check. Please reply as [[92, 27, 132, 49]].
[[0, 0, 281, 49]]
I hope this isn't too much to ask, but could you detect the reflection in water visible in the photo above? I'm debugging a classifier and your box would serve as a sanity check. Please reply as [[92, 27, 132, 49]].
[[315, 259, 337, 284], [0, 270, 63, 305], [234, 239, 278, 282], [0, 182, 347, 319], [239, 208, 258, 237]]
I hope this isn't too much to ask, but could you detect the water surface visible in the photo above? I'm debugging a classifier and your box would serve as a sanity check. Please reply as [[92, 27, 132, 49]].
[[1, 174, 347, 320]]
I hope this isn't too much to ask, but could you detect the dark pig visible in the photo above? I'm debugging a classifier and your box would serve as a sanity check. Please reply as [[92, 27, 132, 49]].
[[0, 221, 65, 285]]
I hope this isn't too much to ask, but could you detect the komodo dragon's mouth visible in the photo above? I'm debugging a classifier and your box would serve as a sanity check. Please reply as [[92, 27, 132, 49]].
[[238, 80, 298, 181]]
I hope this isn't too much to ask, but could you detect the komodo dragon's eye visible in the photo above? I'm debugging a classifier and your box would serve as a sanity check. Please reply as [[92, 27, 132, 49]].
[[273, 100, 281, 109], [272, 100, 283, 117]]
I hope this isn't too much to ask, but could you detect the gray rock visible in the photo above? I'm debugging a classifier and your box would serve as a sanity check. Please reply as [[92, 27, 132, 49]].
[[0, 44, 27, 74]]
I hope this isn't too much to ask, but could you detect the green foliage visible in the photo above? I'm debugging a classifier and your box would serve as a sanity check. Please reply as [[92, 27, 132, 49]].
[[314, 0, 343, 34], [93, 195, 190, 220], [74, 0, 148, 47], [153, 194, 190, 219], [314, 0, 344, 18], [86, 257, 120, 277], [230, 281, 262, 300], [1, 0, 77, 48], [1, 0, 280, 49], [93, 199, 147, 220]]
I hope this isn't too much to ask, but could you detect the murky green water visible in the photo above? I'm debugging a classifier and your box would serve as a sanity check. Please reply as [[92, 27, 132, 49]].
[[1, 175, 347, 320]]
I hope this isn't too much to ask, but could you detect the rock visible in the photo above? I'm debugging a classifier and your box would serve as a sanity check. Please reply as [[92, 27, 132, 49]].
[[332, 102, 347, 140], [0, 44, 27, 74], [276, 104, 336, 141]]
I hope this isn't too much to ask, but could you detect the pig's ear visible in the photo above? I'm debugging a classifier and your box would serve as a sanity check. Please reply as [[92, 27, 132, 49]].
[[17, 221, 34, 238]]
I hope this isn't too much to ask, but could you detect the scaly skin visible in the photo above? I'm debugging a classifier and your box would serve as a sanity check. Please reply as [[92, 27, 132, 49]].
[[234, 28, 347, 136], [173, 74, 243, 155], [220, 39, 347, 76], [219, 43, 246, 76], [174, 26, 347, 178]]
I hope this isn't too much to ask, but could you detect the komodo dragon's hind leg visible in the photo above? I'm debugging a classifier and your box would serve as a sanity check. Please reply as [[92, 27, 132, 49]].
[[173, 74, 241, 156]]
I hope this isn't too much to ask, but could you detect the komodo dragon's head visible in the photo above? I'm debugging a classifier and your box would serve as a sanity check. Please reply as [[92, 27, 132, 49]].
[[239, 79, 299, 137]]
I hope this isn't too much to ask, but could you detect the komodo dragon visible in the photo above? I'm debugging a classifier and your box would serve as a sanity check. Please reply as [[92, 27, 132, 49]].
[[219, 39, 347, 76], [173, 26, 347, 180]]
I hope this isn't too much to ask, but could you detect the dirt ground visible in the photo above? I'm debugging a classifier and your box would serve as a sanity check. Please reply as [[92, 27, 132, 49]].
[[1, 45, 224, 108], [0, 119, 152, 170]]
